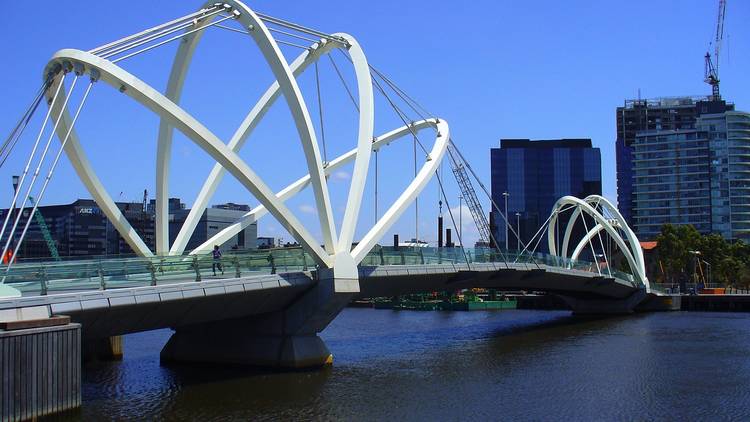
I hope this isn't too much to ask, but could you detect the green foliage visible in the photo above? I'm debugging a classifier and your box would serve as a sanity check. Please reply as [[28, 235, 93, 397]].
[[654, 224, 750, 287]]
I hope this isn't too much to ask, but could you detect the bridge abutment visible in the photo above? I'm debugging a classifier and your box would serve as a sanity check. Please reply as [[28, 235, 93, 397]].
[[160, 269, 357, 369]]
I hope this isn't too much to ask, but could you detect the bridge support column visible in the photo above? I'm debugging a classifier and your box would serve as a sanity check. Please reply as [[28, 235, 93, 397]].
[[160, 268, 358, 369], [83, 335, 124, 361], [557, 289, 648, 315]]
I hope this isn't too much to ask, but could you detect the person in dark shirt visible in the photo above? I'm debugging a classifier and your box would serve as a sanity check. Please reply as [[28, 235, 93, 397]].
[[212, 245, 224, 276]]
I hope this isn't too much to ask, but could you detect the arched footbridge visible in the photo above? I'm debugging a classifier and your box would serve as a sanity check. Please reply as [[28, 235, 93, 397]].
[[0, 1, 670, 368]]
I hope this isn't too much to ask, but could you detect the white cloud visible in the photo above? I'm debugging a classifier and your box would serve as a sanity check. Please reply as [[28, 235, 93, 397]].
[[448, 204, 481, 246], [299, 204, 317, 214], [332, 170, 350, 181]]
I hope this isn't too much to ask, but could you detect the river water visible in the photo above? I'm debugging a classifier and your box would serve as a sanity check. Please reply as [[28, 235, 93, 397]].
[[71, 309, 750, 421]]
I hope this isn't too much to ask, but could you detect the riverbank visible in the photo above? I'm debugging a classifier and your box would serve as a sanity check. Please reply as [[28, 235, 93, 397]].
[[354, 293, 750, 312]]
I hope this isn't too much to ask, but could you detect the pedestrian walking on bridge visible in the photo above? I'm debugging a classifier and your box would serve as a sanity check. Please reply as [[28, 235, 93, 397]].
[[212, 245, 224, 276]]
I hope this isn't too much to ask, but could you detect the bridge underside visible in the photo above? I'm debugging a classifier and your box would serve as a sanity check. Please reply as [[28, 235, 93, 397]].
[[358, 262, 643, 304]]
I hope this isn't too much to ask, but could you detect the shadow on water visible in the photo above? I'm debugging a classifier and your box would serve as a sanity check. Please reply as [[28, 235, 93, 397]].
[[488, 312, 635, 337], [73, 328, 336, 420]]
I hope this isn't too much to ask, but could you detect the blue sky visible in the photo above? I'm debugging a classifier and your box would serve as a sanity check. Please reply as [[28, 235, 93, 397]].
[[0, 1, 748, 249]]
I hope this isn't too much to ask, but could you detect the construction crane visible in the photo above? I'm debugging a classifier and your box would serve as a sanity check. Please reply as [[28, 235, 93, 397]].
[[10, 176, 61, 261], [26, 195, 61, 261], [704, 0, 726, 101], [446, 143, 493, 248]]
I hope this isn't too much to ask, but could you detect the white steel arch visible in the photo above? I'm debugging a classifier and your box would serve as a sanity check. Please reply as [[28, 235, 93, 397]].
[[155, 0, 372, 256], [547, 195, 649, 290], [188, 119, 441, 256], [41, 1, 449, 280], [167, 36, 339, 256]]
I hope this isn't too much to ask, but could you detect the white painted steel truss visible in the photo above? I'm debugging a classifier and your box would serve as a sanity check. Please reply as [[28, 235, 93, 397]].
[[547, 195, 649, 291], [41, 1, 449, 278]]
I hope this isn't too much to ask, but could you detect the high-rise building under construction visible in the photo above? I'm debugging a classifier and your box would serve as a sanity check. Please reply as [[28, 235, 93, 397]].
[[615, 96, 750, 241]]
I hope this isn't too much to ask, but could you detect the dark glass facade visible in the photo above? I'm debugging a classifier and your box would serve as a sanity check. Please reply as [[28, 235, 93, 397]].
[[0, 199, 257, 260], [490, 139, 602, 252]]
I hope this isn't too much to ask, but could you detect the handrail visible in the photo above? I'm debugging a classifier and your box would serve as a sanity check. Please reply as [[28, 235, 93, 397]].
[[2, 246, 640, 296]]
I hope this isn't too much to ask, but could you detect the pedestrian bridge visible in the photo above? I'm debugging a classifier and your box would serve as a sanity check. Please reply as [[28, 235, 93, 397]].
[[0, 0, 663, 369], [0, 246, 662, 367]]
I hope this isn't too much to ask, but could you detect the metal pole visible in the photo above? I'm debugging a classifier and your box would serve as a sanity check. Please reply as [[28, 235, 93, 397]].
[[516, 212, 521, 252], [503, 191, 509, 250]]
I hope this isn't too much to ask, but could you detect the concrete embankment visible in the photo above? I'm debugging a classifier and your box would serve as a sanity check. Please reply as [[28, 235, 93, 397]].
[[512, 293, 750, 313], [681, 295, 750, 312]]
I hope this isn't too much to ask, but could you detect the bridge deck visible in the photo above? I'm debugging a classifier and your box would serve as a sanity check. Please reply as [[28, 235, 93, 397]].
[[0, 247, 646, 339], [0, 256, 641, 339]]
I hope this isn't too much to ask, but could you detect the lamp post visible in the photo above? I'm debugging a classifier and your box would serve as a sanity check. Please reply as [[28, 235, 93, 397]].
[[688, 250, 702, 288], [502, 191, 509, 250], [515, 212, 521, 252]]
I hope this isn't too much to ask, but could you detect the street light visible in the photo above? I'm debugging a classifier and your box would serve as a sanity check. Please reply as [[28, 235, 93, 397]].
[[703, 260, 712, 285], [515, 212, 521, 252], [502, 191, 509, 250], [688, 250, 707, 290]]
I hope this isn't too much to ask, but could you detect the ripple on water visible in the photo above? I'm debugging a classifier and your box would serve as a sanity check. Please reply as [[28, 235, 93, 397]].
[[74, 310, 750, 421]]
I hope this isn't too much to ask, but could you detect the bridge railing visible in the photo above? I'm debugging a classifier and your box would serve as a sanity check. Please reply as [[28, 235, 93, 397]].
[[2, 245, 640, 295]]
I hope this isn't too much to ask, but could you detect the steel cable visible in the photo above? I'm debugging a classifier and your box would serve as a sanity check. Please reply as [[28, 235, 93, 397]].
[[0, 74, 67, 247], [5, 80, 96, 275], [0, 76, 80, 265]]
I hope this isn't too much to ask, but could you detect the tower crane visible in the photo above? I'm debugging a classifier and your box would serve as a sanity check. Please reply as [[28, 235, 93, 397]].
[[704, 0, 726, 101], [26, 195, 61, 261], [446, 143, 493, 248], [9, 176, 61, 261]]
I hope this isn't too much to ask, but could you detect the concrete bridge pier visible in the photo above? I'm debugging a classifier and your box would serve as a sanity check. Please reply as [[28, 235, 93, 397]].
[[83, 335, 124, 361], [556, 289, 648, 315], [160, 268, 358, 369]]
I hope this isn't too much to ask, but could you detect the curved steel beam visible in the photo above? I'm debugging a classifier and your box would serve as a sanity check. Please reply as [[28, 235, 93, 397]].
[[189, 120, 438, 255], [44, 49, 331, 266], [334, 33, 374, 258], [351, 120, 449, 264], [45, 73, 153, 257], [547, 195, 648, 290], [570, 222, 604, 262], [156, 0, 338, 254], [40, 2, 449, 277], [168, 38, 338, 255], [153, 3, 219, 254]]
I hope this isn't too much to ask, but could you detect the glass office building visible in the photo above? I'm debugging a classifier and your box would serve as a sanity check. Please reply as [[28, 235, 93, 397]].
[[490, 139, 602, 251], [0, 198, 258, 259]]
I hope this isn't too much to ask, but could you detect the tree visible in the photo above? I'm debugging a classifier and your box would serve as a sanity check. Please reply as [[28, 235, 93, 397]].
[[655, 224, 750, 287]]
